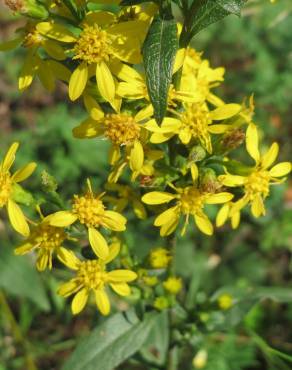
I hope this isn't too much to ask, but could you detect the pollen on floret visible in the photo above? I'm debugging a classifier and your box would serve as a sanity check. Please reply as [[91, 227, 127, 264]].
[[32, 223, 66, 251], [179, 187, 205, 215], [72, 192, 105, 228], [73, 25, 112, 64], [181, 103, 211, 148], [77, 260, 107, 290], [103, 113, 141, 146], [4, 0, 24, 11], [0, 172, 12, 207], [22, 27, 43, 48], [245, 170, 270, 199]]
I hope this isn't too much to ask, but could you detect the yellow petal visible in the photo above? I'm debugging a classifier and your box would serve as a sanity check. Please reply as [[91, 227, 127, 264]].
[[132, 199, 147, 219], [150, 132, 174, 143], [142, 191, 176, 205], [209, 104, 241, 120], [110, 59, 144, 83], [161, 117, 181, 132], [88, 227, 109, 260], [110, 283, 131, 296], [47, 211, 77, 227], [83, 11, 116, 26], [205, 192, 234, 204], [19, 52, 37, 91], [216, 204, 230, 227], [36, 250, 49, 271], [269, 162, 291, 178], [231, 211, 240, 229], [83, 94, 104, 120], [2, 142, 19, 171], [69, 62, 88, 101], [58, 279, 81, 297], [96, 61, 115, 102], [154, 206, 179, 226], [208, 124, 230, 134], [36, 22, 76, 42], [72, 118, 103, 138], [246, 123, 260, 163], [194, 214, 213, 235], [261, 142, 279, 170], [12, 162, 36, 182], [178, 129, 192, 144], [173, 48, 186, 74], [129, 140, 144, 171], [135, 104, 154, 122], [219, 174, 245, 187], [71, 288, 89, 315], [190, 163, 198, 181], [104, 242, 121, 264], [14, 242, 36, 255], [160, 216, 179, 236], [109, 145, 121, 165], [95, 289, 110, 315], [251, 194, 265, 218], [57, 247, 80, 270], [102, 211, 127, 231], [7, 199, 30, 237], [107, 269, 137, 282]]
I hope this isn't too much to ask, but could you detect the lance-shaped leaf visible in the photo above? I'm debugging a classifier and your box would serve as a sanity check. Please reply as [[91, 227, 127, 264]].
[[62, 310, 160, 370], [142, 16, 178, 124], [188, 0, 247, 39]]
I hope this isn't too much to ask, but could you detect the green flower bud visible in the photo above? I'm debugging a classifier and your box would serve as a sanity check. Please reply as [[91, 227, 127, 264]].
[[189, 145, 206, 163], [5, 0, 49, 19]]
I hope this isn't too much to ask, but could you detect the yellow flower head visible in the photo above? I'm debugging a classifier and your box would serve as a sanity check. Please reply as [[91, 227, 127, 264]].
[[142, 186, 233, 236], [73, 110, 147, 173], [149, 247, 172, 268], [47, 180, 126, 260], [220, 124, 291, 218], [58, 244, 137, 315], [163, 276, 182, 295], [145, 103, 241, 153], [192, 349, 208, 369], [143, 275, 159, 286], [153, 296, 169, 310], [36, 12, 146, 103], [15, 217, 69, 271], [217, 293, 233, 310], [0, 142, 36, 236]]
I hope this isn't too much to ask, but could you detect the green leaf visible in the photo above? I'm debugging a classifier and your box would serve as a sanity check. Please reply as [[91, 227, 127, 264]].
[[187, 0, 247, 39], [0, 246, 50, 311], [140, 311, 169, 365], [142, 16, 178, 124], [62, 310, 159, 370]]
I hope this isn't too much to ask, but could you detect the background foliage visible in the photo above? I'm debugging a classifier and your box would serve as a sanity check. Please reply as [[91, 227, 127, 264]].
[[0, 1, 291, 369]]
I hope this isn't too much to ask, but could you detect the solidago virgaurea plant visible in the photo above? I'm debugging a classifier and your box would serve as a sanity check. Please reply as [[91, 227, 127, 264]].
[[1, 0, 291, 369]]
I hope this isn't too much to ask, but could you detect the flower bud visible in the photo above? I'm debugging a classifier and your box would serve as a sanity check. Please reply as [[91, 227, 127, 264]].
[[221, 128, 245, 151], [41, 170, 58, 192], [192, 350, 208, 369], [5, 0, 49, 19], [200, 168, 221, 193], [217, 293, 233, 310], [188, 145, 206, 163]]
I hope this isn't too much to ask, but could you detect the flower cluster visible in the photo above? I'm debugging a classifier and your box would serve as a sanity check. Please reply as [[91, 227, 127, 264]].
[[0, 0, 290, 318]]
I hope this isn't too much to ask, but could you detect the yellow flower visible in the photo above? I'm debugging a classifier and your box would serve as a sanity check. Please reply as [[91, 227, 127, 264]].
[[14, 215, 70, 271], [163, 276, 182, 295], [142, 185, 234, 236], [217, 293, 233, 310], [57, 244, 137, 315], [175, 47, 225, 106], [143, 275, 159, 286], [149, 248, 172, 268], [73, 110, 148, 173], [220, 124, 291, 218], [0, 142, 36, 236], [192, 349, 208, 369], [47, 180, 126, 260], [145, 102, 241, 153], [36, 13, 146, 103], [153, 296, 169, 310], [0, 22, 66, 91]]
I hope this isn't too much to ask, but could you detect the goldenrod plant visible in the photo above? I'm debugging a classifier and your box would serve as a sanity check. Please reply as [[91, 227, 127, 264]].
[[0, 0, 291, 369]]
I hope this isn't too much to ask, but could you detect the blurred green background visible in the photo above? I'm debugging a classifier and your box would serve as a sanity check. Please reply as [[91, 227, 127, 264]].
[[0, 1, 292, 369]]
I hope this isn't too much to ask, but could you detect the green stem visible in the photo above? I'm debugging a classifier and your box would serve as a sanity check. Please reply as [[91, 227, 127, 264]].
[[0, 290, 38, 370]]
